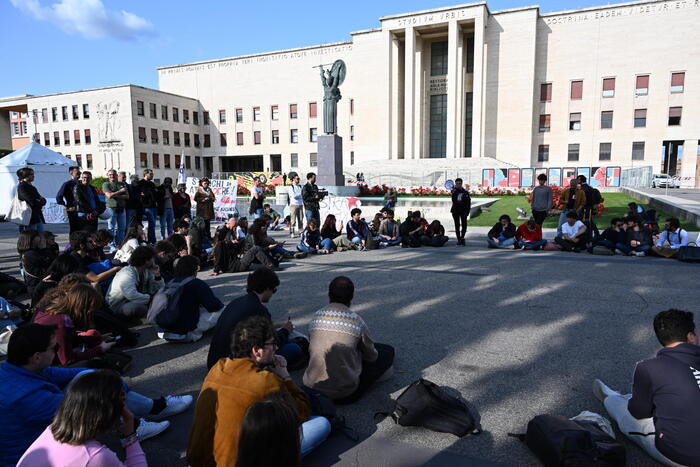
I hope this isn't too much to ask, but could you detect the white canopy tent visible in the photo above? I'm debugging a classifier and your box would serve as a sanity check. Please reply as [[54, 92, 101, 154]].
[[0, 142, 73, 218]]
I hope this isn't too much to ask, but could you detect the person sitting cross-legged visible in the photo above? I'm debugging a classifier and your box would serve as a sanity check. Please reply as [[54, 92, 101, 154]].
[[592, 309, 700, 466], [515, 219, 546, 250], [298, 219, 333, 254], [320, 214, 355, 251], [346, 208, 371, 250], [487, 214, 517, 249], [652, 218, 688, 259], [399, 211, 424, 248], [303, 276, 395, 405], [377, 209, 402, 247], [188, 316, 330, 467], [0, 324, 192, 466], [264, 204, 283, 230], [421, 220, 449, 247], [156, 255, 224, 343], [554, 211, 587, 252], [591, 217, 627, 254], [617, 215, 652, 256], [106, 246, 164, 320]]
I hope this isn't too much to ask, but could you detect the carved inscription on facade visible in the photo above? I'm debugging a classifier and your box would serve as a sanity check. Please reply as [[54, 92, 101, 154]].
[[429, 77, 447, 94], [544, 0, 699, 25]]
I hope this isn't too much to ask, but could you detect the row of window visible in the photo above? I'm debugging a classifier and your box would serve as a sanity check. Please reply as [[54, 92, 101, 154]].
[[537, 141, 647, 162], [139, 153, 202, 171], [538, 107, 683, 132], [10, 121, 28, 137], [289, 151, 355, 168], [540, 72, 686, 102], [136, 102, 207, 124], [62, 154, 94, 169], [35, 129, 92, 146], [29, 105, 91, 124]]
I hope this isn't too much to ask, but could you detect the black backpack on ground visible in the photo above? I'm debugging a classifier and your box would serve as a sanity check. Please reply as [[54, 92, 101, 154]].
[[678, 245, 700, 262], [511, 414, 625, 466], [378, 378, 482, 437]]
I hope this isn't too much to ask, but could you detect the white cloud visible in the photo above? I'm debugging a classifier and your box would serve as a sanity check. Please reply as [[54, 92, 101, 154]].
[[10, 0, 156, 41]]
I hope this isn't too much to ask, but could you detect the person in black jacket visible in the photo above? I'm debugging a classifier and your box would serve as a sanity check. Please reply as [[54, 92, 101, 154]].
[[593, 309, 700, 467], [72, 171, 105, 232], [125, 173, 142, 228], [399, 211, 423, 248], [591, 218, 627, 253], [20, 232, 58, 295], [487, 214, 517, 249], [55, 166, 81, 233], [450, 178, 471, 246], [16, 168, 46, 232], [301, 172, 324, 225], [617, 215, 653, 256], [138, 169, 158, 244]]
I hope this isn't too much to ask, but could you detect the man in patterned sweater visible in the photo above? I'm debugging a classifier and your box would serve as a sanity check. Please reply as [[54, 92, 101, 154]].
[[303, 276, 394, 404]]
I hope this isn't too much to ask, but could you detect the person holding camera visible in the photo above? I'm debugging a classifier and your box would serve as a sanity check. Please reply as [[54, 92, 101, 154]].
[[302, 173, 325, 225]]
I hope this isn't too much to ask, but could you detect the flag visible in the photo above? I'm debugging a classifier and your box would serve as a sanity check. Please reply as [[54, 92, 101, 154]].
[[177, 151, 186, 185]]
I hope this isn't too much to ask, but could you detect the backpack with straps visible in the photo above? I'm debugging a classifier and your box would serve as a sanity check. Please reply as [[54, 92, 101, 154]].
[[146, 276, 195, 329]]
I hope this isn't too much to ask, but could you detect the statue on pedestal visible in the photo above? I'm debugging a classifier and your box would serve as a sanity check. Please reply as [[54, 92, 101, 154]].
[[319, 59, 346, 135]]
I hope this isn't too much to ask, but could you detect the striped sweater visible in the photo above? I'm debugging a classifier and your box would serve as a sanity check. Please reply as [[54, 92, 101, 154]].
[[303, 303, 378, 400]]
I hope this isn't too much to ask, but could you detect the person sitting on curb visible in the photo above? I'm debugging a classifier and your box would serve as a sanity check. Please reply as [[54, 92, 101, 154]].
[[421, 220, 449, 247], [591, 218, 627, 254], [189, 316, 330, 466], [320, 214, 354, 251], [557, 179, 586, 236], [652, 218, 688, 259], [106, 246, 164, 319], [515, 219, 546, 250], [593, 309, 700, 467], [399, 211, 424, 248], [298, 219, 333, 254], [617, 215, 652, 257], [487, 214, 517, 249], [346, 208, 371, 250], [263, 204, 283, 230], [554, 211, 587, 252], [303, 276, 395, 405], [0, 324, 192, 465], [378, 209, 402, 247]]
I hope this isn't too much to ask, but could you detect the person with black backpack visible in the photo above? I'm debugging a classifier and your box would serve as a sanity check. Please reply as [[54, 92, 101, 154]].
[[577, 175, 601, 242]]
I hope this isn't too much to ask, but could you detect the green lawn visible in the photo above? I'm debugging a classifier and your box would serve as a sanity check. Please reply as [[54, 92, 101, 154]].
[[470, 193, 699, 231]]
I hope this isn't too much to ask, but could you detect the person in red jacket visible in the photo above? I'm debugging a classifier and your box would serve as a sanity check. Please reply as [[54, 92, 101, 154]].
[[515, 219, 546, 250]]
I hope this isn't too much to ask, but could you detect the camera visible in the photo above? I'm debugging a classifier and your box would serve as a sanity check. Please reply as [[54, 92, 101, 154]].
[[318, 189, 329, 199]]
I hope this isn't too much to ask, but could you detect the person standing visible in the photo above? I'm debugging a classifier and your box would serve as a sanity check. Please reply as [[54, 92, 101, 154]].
[[194, 178, 216, 238], [173, 183, 192, 220], [302, 172, 322, 225], [288, 174, 304, 238], [530, 174, 553, 227], [102, 169, 129, 251], [249, 176, 265, 220], [450, 178, 471, 246], [56, 166, 81, 233], [72, 171, 104, 233], [124, 173, 141, 228], [138, 169, 158, 244], [16, 168, 46, 233], [158, 177, 175, 240]]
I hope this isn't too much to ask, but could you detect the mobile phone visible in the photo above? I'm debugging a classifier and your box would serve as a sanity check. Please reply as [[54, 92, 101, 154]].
[[114, 335, 122, 341]]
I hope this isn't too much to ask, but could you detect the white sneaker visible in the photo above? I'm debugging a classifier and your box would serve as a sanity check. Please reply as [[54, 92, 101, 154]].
[[150, 395, 194, 420], [109, 246, 118, 254], [136, 419, 169, 441], [634, 251, 646, 257], [614, 249, 624, 255]]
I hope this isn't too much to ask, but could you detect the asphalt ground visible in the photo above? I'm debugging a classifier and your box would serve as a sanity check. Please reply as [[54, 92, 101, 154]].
[[1, 221, 696, 466]]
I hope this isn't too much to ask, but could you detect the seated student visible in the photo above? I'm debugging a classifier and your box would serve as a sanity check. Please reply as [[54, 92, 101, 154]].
[[245, 218, 303, 261], [346, 208, 371, 250], [237, 217, 248, 239], [189, 316, 330, 467], [172, 218, 189, 236], [378, 209, 402, 246], [113, 224, 146, 264], [303, 276, 394, 404], [156, 255, 224, 342], [264, 204, 283, 230], [652, 218, 688, 259], [421, 220, 449, 247], [515, 219, 546, 250], [31, 254, 81, 308], [591, 217, 627, 254], [592, 309, 700, 467], [399, 211, 424, 248], [554, 211, 587, 252], [155, 240, 177, 282], [298, 220, 333, 254], [20, 231, 58, 295], [627, 202, 647, 221], [0, 324, 192, 465], [487, 214, 517, 249], [91, 229, 113, 262], [320, 214, 353, 251], [188, 216, 213, 261], [68, 231, 122, 285], [617, 215, 653, 256], [207, 268, 301, 370], [211, 217, 243, 275], [106, 246, 164, 319]]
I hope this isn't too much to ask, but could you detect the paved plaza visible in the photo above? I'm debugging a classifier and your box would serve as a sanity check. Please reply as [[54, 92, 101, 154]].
[[1, 222, 697, 466]]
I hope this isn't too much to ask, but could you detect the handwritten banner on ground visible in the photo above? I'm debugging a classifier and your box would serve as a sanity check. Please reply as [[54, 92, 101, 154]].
[[319, 195, 362, 231], [43, 198, 69, 224], [186, 177, 240, 219]]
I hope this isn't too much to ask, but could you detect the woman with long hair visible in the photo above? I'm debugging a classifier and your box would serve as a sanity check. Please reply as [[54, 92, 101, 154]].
[[31, 254, 82, 308], [421, 220, 449, 247], [114, 224, 146, 264], [16, 167, 47, 233], [18, 370, 147, 467], [194, 178, 216, 237], [245, 218, 301, 261], [297, 220, 332, 254], [320, 215, 353, 251], [173, 183, 192, 220], [20, 231, 58, 295]]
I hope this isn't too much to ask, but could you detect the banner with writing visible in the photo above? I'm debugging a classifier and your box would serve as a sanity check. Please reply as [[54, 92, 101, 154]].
[[43, 198, 69, 224], [319, 195, 362, 231], [186, 177, 240, 219]]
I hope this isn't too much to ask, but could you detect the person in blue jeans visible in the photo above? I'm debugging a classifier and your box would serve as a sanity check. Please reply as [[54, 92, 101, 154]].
[[138, 169, 159, 244], [346, 208, 371, 250], [158, 177, 175, 240], [617, 215, 653, 256], [102, 169, 129, 250], [298, 220, 333, 254], [487, 214, 517, 248]]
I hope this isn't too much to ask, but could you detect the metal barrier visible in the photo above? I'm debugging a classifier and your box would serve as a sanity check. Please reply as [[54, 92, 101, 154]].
[[620, 166, 653, 188]]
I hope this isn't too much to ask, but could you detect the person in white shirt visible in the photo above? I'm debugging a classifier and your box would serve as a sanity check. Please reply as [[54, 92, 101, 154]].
[[288, 174, 304, 238], [554, 211, 587, 252], [652, 218, 688, 258]]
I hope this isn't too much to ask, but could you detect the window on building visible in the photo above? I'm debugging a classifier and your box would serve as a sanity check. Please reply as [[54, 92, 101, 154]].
[[162, 130, 169, 145], [290, 129, 298, 143], [271, 105, 279, 120], [351, 151, 354, 165], [236, 132, 243, 145], [11, 123, 19, 136], [149, 103, 157, 119], [51, 107, 58, 122], [569, 112, 581, 130], [430, 41, 448, 76], [175, 154, 181, 167], [174, 131, 181, 146], [310, 128, 317, 142], [570, 81, 583, 100], [350, 98, 354, 116], [309, 102, 317, 118], [152, 153, 160, 168], [75, 155, 82, 167], [86, 154, 93, 169], [668, 106, 682, 126], [41, 108, 48, 123], [185, 156, 191, 169], [204, 134, 211, 147], [219, 110, 226, 124], [635, 75, 649, 96], [161, 105, 168, 120], [537, 144, 549, 162], [64, 130, 70, 145], [235, 108, 243, 123], [195, 156, 201, 170], [83, 104, 89, 119], [164, 154, 171, 168], [289, 104, 297, 119], [290, 153, 298, 167], [632, 141, 645, 160], [538, 114, 551, 132], [43, 132, 50, 146], [634, 109, 647, 128], [72, 105, 79, 120], [194, 134, 200, 147], [62, 106, 68, 121], [73, 130, 80, 144], [84, 129, 91, 144], [220, 133, 227, 146], [602, 78, 615, 97], [350, 125, 355, 141], [254, 131, 261, 144], [140, 152, 148, 168], [671, 72, 685, 93], [193, 111, 199, 125], [137, 101, 144, 116], [601, 111, 613, 129], [271, 130, 279, 144], [429, 94, 447, 158], [21, 121, 27, 135], [540, 83, 552, 102], [151, 128, 158, 144], [183, 110, 190, 124], [599, 142, 612, 161], [53, 131, 60, 145], [184, 133, 191, 147], [138, 127, 146, 143], [203, 111, 209, 125], [172, 107, 179, 122], [253, 107, 261, 121], [568, 143, 580, 161], [310, 152, 318, 167]]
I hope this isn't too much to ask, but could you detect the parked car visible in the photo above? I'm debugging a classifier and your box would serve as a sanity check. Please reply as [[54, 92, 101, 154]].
[[651, 173, 680, 188]]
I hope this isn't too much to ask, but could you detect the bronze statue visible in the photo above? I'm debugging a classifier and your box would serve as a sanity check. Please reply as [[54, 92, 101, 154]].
[[319, 60, 346, 135]]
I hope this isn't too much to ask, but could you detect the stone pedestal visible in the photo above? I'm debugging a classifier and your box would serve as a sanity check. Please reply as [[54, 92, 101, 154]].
[[317, 134, 344, 186]]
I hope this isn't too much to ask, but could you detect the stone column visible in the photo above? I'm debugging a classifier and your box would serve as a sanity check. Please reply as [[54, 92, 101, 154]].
[[404, 26, 416, 160], [413, 34, 423, 159], [446, 20, 459, 159], [471, 13, 485, 159], [389, 31, 401, 160]]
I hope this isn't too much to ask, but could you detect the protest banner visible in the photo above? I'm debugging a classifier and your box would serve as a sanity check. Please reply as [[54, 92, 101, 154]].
[[319, 195, 362, 230], [187, 177, 240, 219], [43, 198, 68, 224]]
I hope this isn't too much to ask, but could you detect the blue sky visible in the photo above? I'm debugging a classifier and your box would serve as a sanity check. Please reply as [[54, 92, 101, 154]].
[[1, 0, 602, 97]]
